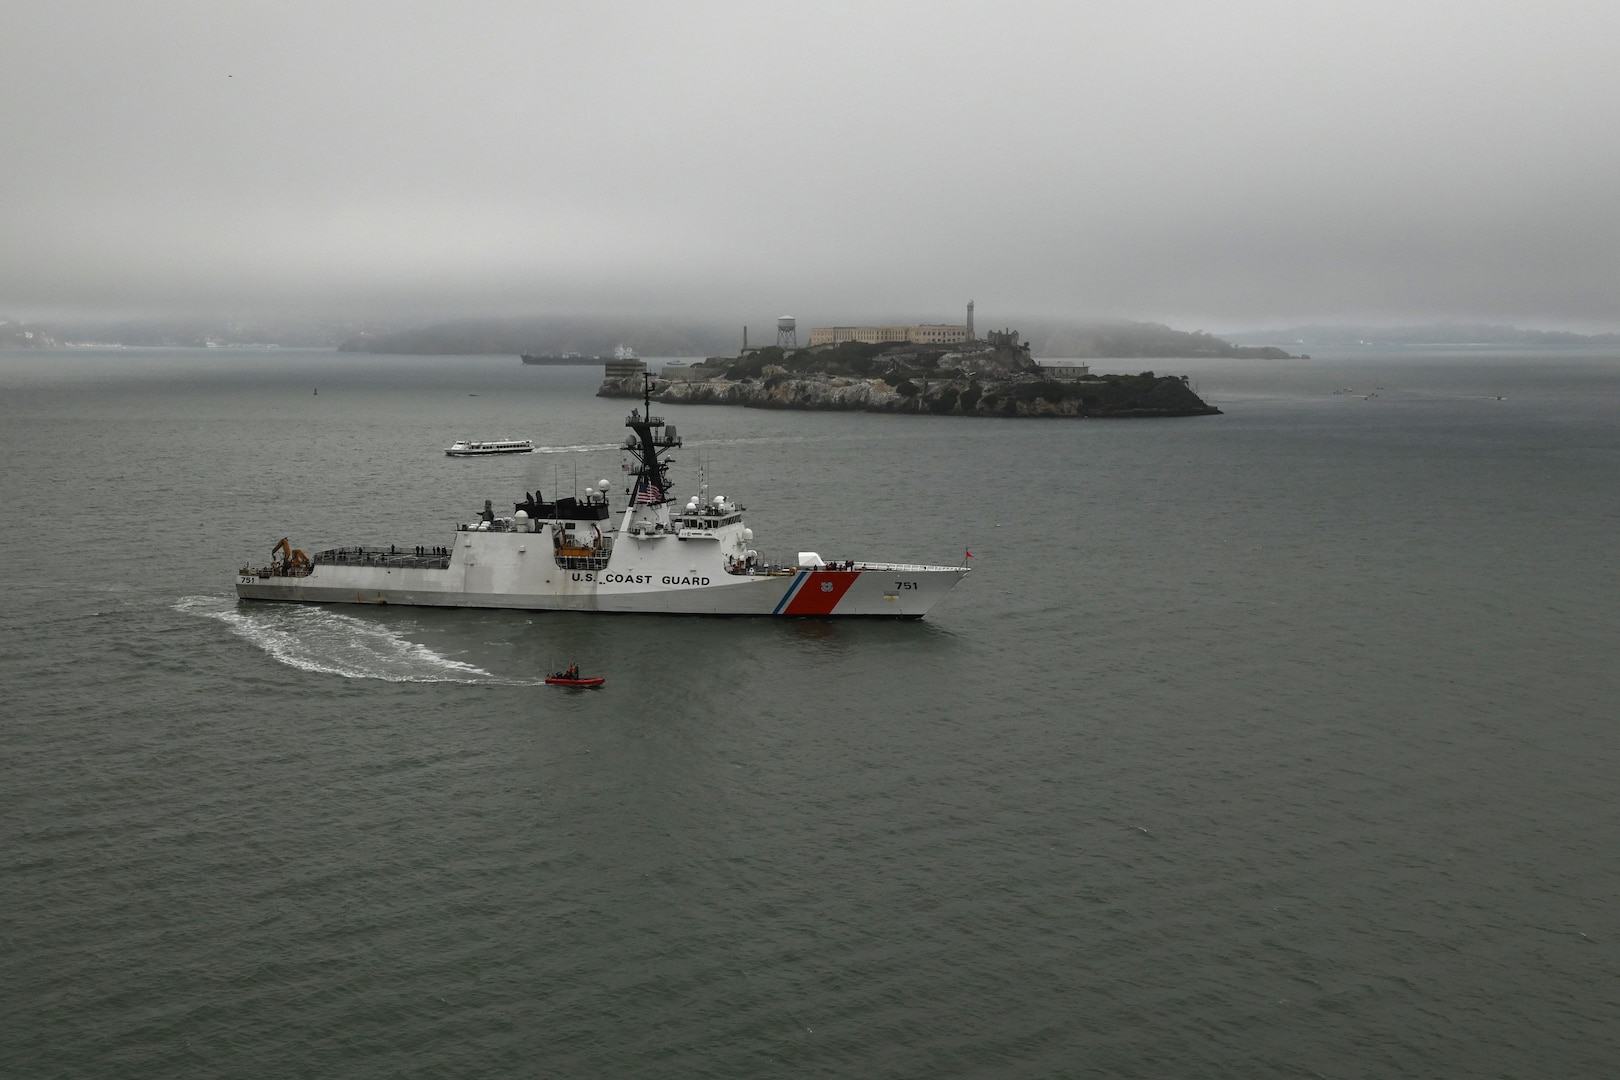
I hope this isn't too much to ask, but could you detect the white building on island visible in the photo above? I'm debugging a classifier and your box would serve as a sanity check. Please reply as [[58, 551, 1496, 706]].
[[1035, 360, 1092, 380]]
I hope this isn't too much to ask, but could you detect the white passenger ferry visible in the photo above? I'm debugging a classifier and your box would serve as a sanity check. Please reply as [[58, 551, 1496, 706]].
[[238, 378, 969, 617], [445, 438, 535, 457]]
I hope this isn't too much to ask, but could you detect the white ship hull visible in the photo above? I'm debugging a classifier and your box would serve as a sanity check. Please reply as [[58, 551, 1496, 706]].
[[237, 529, 965, 617]]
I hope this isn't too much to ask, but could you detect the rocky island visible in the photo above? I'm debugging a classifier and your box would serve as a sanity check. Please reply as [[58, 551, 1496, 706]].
[[600, 336, 1221, 418]]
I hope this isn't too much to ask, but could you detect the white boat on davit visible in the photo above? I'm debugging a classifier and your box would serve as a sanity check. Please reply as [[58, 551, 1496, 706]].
[[237, 377, 969, 617]]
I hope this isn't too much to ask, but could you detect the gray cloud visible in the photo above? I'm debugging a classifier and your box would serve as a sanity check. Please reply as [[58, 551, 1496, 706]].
[[5, 0, 1618, 329]]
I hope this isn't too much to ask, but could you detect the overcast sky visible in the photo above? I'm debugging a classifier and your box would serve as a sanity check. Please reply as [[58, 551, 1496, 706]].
[[4, 0, 1617, 330]]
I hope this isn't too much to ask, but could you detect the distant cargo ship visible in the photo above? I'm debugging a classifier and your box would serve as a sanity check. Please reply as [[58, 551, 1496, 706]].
[[521, 345, 638, 365]]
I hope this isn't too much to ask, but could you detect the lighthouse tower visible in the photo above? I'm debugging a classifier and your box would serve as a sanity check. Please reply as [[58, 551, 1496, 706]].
[[966, 300, 975, 341]]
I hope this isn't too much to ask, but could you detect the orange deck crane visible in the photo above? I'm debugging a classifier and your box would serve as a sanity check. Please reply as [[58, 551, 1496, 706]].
[[271, 537, 312, 572]]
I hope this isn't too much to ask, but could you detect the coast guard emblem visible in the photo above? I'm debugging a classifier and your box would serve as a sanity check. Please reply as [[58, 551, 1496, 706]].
[[821, 581, 834, 592]]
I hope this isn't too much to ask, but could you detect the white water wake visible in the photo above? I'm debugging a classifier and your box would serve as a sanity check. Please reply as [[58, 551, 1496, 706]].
[[175, 596, 539, 684], [534, 442, 621, 454]]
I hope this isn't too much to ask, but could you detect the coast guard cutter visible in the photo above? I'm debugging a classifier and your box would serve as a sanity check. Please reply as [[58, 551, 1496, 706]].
[[235, 377, 969, 617]]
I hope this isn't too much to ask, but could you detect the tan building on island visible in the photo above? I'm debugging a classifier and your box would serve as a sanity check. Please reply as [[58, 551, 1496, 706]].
[[808, 301, 976, 347], [808, 324, 972, 346]]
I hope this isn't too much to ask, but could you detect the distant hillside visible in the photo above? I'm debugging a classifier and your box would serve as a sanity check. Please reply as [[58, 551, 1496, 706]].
[[1016, 319, 1296, 359], [339, 316, 740, 357], [340, 315, 1295, 359], [18, 317, 362, 348], [0, 319, 61, 347]]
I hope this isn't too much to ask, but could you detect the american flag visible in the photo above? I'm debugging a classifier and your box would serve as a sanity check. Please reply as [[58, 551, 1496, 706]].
[[635, 480, 662, 504]]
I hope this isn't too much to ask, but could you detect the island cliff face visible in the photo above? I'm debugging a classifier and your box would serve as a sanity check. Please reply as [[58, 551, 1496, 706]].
[[599, 340, 1221, 418]]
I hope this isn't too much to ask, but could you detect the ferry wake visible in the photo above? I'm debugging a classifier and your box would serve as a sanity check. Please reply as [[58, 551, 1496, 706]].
[[236, 377, 969, 617]]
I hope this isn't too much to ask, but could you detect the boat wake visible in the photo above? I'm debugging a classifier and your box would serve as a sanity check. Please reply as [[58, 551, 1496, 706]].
[[175, 596, 540, 684], [535, 442, 622, 454]]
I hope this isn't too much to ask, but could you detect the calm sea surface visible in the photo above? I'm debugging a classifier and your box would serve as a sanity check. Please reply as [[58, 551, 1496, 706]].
[[3, 347, 1618, 1077]]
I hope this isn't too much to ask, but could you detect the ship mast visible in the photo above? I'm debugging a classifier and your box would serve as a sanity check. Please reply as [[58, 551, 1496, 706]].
[[625, 371, 680, 505]]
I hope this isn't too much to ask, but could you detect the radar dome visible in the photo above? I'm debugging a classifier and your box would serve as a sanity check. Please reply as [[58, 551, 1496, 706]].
[[598, 479, 610, 491]]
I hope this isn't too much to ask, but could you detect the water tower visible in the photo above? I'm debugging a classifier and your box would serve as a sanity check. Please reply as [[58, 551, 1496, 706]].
[[776, 315, 797, 348]]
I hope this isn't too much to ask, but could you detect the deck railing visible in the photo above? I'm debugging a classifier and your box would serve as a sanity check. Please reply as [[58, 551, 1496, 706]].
[[314, 546, 452, 570]]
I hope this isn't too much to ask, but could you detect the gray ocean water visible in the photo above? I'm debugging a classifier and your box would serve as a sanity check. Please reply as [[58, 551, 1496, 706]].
[[3, 346, 1618, 1077]]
